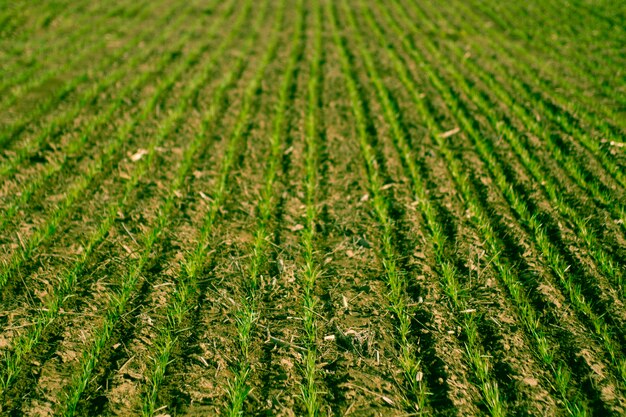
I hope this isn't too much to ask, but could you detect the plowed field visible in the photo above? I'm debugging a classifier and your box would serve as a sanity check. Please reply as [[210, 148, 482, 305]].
[[1, 0, 625, 415]]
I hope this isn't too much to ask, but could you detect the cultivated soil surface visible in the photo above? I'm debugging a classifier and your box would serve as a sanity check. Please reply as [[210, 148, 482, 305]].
[[1, 0, 625, 416]]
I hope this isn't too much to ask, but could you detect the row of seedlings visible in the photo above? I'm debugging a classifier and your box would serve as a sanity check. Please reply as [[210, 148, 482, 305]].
[[298, 0, 324, 414], [326, 1, 428, 413], [224, 0, 297, 414]]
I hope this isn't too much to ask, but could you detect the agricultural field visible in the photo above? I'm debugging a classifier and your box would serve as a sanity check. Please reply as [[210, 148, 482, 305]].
[[0, 0, 625, 415]]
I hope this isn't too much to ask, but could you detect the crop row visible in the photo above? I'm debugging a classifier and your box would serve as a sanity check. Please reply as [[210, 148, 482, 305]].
[[298, 1, 324, 414]]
